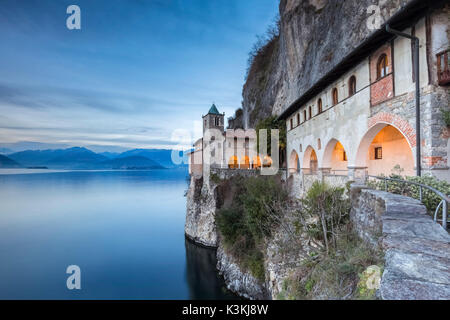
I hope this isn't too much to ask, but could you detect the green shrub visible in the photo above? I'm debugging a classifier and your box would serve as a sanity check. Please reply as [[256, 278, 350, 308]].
[[441, 108, 450, 127], [240, 176, 287, 241], [255, 116, 286, 154], [210, 172, 222, 184], [278, 231, 384, 300], [216, 175, 287, 281], [245, 251, 265, 282], [300, 181, 350, 253], [368, 168, 450, 216]]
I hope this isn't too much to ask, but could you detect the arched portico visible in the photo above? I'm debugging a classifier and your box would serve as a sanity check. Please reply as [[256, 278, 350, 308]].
[[240, 156, 250, 169], [355, 123, 415, 176], [289, 150, 300, 174], [252, 156, 261, 169], [322, 139, 348, 174], [303, 145, 319, 174], [228, 156, 238, 169]]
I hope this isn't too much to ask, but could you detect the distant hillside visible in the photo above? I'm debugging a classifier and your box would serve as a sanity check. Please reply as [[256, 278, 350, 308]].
[[9, 147, 107, 169], [46, 147, 107, 168], [99, 152, 120, 159], [0, 148, 13, 155], [97, 156, 165, 170], [6, 147, 170, 170], [117, 149, 188, 168], [0, 154, 22, 168]]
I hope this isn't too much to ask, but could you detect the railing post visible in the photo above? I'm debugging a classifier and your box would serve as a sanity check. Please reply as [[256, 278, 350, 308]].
[[419, 186, 422, 202], [384, 178, 388, 191], [443, 200, 448, 230]]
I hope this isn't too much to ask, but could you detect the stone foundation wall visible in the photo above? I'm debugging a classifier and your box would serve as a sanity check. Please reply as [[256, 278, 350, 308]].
[[210, 167, 260, 180]]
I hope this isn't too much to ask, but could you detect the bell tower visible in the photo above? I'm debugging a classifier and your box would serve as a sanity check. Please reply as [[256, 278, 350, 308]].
[[202, 103, 224, 134]]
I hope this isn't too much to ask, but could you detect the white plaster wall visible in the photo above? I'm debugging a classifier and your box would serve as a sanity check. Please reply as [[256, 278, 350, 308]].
[[287, 59, 371, 173], [366, 138, 415, 176], [394, 18, 429, 96]]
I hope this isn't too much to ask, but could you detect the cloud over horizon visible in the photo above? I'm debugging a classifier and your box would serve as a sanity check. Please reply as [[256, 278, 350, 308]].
[[0, 0, 278, 152]]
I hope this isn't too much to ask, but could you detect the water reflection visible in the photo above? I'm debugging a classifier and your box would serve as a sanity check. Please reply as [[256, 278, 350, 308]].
[[0, 169, 236, 299], [185, 238, 238, 300]]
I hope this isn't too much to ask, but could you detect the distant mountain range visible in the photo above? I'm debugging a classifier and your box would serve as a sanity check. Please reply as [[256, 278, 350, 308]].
[[117, 149, 188, 168], [98, 156, 164, 170], [0, 154, 21, 168], [0, 148, 13, 155], [0, 147, 189, 170]]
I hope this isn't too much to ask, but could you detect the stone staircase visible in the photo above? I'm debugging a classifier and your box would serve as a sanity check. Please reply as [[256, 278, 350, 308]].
[[350, 186, 450, 300], [380, 192, 450, 299]]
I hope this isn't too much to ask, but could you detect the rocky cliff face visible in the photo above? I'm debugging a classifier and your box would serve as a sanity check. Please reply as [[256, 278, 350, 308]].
[[216, 245, 268, 300], [185, 176, 218, 247], [243, 0, 412, 128]]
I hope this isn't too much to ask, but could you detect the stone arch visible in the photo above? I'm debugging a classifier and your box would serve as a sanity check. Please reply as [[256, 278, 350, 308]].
[[355, 122, 415, 176], [289, 149, 300, 174], [322, 139, 349, 173], [303, 145, 319, 174], [366, 112, 416, 148]]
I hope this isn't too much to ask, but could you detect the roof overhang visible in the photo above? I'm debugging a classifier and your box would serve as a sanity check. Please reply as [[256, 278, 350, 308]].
[[278, 0, 447, 120]]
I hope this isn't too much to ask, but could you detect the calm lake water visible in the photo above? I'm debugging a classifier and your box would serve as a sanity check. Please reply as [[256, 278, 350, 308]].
[[0, 169, 236, 299]]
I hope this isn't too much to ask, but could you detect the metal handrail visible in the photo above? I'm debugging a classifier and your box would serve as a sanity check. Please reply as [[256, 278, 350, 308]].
[[368, 175, 449, 230]]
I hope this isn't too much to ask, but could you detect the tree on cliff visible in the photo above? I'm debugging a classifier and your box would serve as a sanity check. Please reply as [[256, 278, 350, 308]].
[[255, 116, 286, 167]]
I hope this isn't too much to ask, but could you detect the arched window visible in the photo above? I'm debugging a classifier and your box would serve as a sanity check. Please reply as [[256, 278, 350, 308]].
[[332, 88, 338, 105], [348, 76, 356, 96], [317, 99, 323, 114], [318, 138, 321, 150], [308, 106, 312, 119], [296, 113, 300, 126], [377, 54, 388, 79], [290, 118, 293, 130], [303, 110, 307, 122]]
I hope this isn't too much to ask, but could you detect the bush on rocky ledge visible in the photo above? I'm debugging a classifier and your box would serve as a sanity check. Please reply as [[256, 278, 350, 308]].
[[277, 231, 384, 300], [276, 181, 383, 300], [367, 168, 450, 216], [216, 175, 287, 281]]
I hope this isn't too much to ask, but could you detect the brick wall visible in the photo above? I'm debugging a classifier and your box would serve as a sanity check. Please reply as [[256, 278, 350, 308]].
[[370, 44, 394, 106]]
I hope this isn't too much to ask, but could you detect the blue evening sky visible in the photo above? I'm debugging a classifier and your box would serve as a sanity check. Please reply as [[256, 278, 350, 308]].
[[0, 0, 278, 152]]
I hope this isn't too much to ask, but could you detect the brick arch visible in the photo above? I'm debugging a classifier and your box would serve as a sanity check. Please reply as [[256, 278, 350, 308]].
[[354, 116, 416, 169], [367, 112, 416, 148]]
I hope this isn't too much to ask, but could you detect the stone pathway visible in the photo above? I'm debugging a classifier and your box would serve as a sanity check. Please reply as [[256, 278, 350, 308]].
[[379, 192, 450, 300]]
